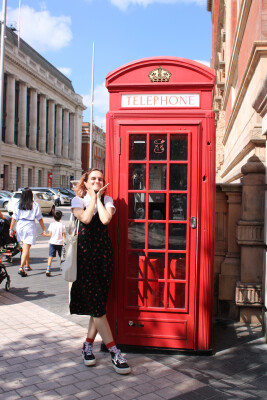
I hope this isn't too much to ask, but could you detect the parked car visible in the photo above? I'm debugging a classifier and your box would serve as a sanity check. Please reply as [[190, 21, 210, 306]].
[[48, 188, 71, 205], [53, 187, 75, 199], [8, 191, 55, 216], [0, 193, 12, 210], [0, 190, 13, 198]]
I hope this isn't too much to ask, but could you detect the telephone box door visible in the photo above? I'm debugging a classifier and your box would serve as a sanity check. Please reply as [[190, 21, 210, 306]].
[[117, 123, 199, 349]]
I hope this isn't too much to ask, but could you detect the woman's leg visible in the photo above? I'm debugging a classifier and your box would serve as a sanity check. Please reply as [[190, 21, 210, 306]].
[[21, 243, 31, 269], [87, 316, 98, 340], [92, 314, 113, 344]]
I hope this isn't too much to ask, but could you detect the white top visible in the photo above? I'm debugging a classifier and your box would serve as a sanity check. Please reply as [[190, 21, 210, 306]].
[[71, 193, 116, 215], [48, 221, 66, 245], [13, 201, 43, 221]]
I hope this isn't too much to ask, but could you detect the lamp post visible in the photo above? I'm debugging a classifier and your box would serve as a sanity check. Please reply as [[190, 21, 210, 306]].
[[89, 41, 94, 169], [0, 0, 7, 173]]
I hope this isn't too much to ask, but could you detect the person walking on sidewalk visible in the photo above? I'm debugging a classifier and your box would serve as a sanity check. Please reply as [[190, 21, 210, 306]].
[[9, 187, 46, 277], [42, 210, 66, 276], [70, 168, 131, 375]]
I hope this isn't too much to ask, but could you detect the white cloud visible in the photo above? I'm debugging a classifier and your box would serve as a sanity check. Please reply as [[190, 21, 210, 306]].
[[194, 60, 211, 67], [110, 0, 206, 11], [57, 67, 72, 77], [7, 5, 72, 52]]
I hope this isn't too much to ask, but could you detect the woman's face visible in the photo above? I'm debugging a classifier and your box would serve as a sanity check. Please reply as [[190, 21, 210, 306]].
[[85, 170, 104, 193]]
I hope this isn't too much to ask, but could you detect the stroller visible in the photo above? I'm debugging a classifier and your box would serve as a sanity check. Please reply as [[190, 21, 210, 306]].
[[0, 218, 22, 291]]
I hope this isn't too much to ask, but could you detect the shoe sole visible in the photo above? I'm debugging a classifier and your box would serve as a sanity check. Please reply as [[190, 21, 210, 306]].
[[18, 270, 27, 277], [82, 354, 96, 366], [112, 364, 131, 374], [46, 272, 51, 276]]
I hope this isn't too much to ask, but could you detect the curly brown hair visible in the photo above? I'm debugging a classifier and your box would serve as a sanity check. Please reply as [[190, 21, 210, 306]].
[[75, 169, 105, 198]]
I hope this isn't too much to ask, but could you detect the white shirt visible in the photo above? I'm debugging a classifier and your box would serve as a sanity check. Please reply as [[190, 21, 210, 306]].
[[71, 193, 116, 215], [13, 201, 43, 221], [48, 221, 66, 245]]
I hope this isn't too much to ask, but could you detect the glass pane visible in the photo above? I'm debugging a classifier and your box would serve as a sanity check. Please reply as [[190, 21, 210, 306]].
[[127, 252, 145, 279], [149, 164, 166, 190], [169, 164, 187, 190], [128, 222, 145, 249], [149, 193, 166, 220], [169, 194, 187, 220], [147, 253, 165, 279], [129, 164, 146, 190], [129, 134, 146, 160], [168, 254, 186, 279], [168, 283, 185, 308], [127, 280, 144, 307], [147, 282, 164, 308], [150, 134, 167, 160], [169, 224, 186, 250], [170, 134, 188, 160], [148, 223, 166, 249], [128, 193, 146, 219]]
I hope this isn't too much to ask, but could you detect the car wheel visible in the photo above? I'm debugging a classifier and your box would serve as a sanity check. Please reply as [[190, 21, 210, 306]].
[[3, 202, 8, 210], [49, 205, 55, 216]]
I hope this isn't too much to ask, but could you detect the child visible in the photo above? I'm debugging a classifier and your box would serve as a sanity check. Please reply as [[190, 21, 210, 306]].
[[43, 210, 66, 276]]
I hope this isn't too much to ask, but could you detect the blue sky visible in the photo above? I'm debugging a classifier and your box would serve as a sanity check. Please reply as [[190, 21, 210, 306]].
[[6, 0, 211, 129]]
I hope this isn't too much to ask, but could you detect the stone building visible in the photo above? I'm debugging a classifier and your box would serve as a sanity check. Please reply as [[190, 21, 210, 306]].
[[207, 0, 267, 325], [0, 25, 86, 190], [81, 122, 105, 173]]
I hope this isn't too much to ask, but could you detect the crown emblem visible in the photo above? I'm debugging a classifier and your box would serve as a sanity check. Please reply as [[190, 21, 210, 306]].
[[148, 66, 172, 82]]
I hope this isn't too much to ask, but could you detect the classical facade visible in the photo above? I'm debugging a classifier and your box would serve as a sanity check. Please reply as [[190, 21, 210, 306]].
[[208, 0, 267, 324], [0, 26, 86, 190], [81, 122, 105, 173]]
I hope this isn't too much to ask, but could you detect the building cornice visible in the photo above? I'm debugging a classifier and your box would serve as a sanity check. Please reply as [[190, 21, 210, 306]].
[[222, 0, 253, 109], [207, 0, 212, 12], [222, 42, 267, 145]]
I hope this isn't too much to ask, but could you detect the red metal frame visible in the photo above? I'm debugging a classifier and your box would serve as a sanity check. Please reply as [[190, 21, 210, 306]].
[[105, 57, 215, 351]]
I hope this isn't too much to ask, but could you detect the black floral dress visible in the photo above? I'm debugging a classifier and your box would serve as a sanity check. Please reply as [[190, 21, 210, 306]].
[[70, 198, 114, 317]]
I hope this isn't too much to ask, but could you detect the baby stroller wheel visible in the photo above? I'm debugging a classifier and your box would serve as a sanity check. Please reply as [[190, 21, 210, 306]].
[[5, 279, 10, 291], [6, 255, 12, 263]]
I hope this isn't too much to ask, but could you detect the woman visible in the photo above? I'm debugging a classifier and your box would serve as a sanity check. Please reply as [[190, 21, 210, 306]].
[[9, 187, 46, 277], [71, 169, 131, 375]]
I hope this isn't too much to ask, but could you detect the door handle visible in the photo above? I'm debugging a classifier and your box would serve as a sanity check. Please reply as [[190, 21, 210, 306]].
[[190, 217, 197, 229], [128, 321, 144, 327]]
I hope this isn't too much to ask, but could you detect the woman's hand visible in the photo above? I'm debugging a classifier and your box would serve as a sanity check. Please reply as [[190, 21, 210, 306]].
[[96, 183, 109, 199], [88, 186, 97, 200], [9, 229, 14, 238], [41, 230, 47, 236]]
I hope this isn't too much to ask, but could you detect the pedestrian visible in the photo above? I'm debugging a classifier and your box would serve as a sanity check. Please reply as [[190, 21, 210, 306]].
[[42, 210, 66, 276], [70, 168, 131, 375], [9, 187, 46, 277]]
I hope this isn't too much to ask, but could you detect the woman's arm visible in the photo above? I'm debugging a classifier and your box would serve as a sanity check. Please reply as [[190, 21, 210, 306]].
[[9, 217, 16, 237], [73, 188, 96, 224], [38, 218, 46, 235], [96, 185, 113, 225], [0, 211, 6, 220]]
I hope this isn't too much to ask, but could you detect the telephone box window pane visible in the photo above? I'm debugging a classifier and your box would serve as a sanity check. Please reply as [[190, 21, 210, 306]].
[[168, 283, 185, 308], [169, 164, 187, 190], [128, 222, 145, 249], [147, 252, 165, 279], [168, 254, 186, 280], [128, 193, 146, 219], [169, 194, 187, 220], [127, 252, 145, 279], [147, 282, 164, 308], [129, 164, 146, 190], [127, 280, 144, 307], [170, 134, 188, 160], [149, 164, 166, 190], [169, 224, 186, 250], [129, 135, 146, 160], [148, 193, 166, 220], [148, 223, 166, 249], [150, 134, 167, 160]]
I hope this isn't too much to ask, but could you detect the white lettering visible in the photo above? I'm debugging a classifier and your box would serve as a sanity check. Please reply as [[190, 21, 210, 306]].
[[121, 93, 199, 108]]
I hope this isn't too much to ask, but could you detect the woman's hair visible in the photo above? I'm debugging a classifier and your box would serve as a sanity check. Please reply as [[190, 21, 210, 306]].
[[19, 187, 33, 211], [75, 169, 105, 198]]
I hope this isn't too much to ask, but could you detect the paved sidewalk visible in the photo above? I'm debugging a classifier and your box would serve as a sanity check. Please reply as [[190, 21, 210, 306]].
[[1, 291, 267, 400]]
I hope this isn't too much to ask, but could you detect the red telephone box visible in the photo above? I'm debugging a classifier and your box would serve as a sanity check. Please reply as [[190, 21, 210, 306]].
[[105, 57, 216, 351]]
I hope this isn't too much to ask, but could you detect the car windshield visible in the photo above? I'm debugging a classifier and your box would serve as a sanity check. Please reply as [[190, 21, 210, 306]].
[[13, 193, 21, 199]]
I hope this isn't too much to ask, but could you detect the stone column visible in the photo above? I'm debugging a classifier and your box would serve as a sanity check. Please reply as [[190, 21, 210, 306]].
[[5, 74, 15, 145], [18, 81, 27, 148], [55, 105, 62, 156], [29, 88, 37, 150], [39, 94, 46, 153], [62, 109, 69, 159], [47, 100, 55, 155], [69, 113, 75, 160], [236, 155, 265, 323]]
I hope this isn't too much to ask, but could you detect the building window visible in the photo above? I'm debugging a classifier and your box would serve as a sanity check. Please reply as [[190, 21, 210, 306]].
[[16, 167, 21, 190], [54, 106, 57, 154], [2, 73, 7, 142], [26, 88, 30, 148], [37, 94, 40, 151], [38, 169, 42, 186], [14, 81, 19, 145], [46, 100, 49, 153], [28, 168, 32, 187]]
